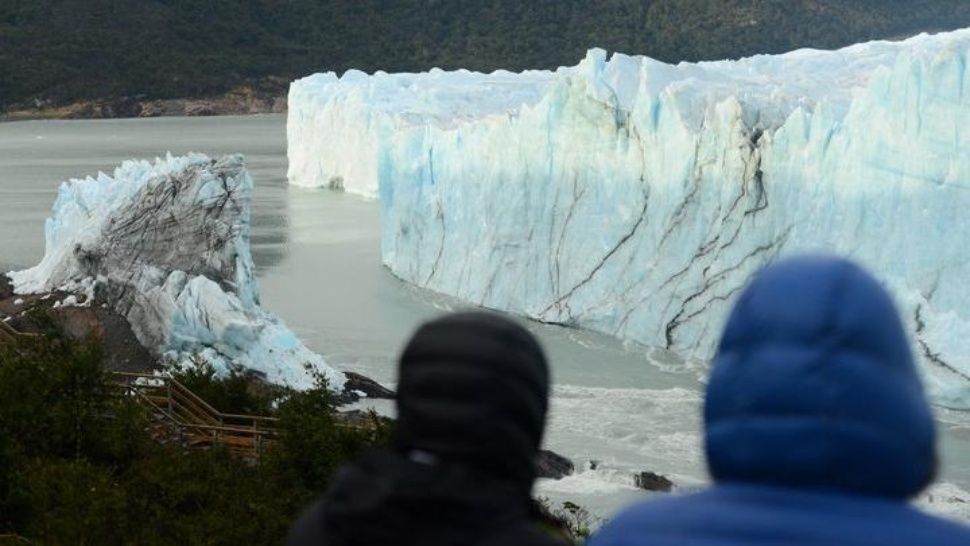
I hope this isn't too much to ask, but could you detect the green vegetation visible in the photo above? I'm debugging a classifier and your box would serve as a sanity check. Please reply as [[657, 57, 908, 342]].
[[0, 316, 588, 544], [0, 319, 391, 544], [2, 1, 970, 111]]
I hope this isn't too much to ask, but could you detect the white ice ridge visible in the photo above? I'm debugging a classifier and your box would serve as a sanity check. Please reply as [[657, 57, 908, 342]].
[[9, 154, 344, 390], [288, 29, 970, 408]]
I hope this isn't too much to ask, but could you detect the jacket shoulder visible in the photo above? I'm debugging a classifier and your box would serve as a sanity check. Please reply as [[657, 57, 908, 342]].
[[478, 521, 571, 546], [286, 499, 329, 546], [588, 494, 699, 545], [589, 488, 970, 546]]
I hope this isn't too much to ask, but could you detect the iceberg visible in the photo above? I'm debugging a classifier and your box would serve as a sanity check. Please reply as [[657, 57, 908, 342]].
[[288, 30, 970, 408], [10, 154, 344, 390]]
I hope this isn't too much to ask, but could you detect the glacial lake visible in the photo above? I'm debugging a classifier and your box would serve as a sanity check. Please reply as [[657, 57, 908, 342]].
[[1, 114, 968, 520]]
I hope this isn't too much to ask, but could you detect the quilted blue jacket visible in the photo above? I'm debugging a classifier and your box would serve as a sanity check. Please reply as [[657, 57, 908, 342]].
[[591, 256, 970, 546]]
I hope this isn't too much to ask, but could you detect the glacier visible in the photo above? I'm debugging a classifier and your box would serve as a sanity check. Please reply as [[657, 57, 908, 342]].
[[9, 154, 344, 390], [288, 29, 970, 408]]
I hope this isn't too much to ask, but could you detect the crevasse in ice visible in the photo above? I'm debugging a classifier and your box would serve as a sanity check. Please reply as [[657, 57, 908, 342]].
[[10, 153, 344, 390], [288, 30, 970, 408]]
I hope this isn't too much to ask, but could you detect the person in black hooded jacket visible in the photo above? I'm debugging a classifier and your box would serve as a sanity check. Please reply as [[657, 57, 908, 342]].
[[287, 311, 567, 546]]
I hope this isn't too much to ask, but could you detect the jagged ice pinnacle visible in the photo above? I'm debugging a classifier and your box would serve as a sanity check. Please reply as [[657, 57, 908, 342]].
[[10, 154, 344, 390]]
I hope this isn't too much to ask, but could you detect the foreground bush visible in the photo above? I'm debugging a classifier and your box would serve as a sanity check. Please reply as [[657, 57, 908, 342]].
[[0, 323, 390, 544]]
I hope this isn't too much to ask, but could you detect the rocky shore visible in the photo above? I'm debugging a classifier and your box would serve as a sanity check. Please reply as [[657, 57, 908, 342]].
[[0, 271, 390, 405], [1, 78, 288, 122]]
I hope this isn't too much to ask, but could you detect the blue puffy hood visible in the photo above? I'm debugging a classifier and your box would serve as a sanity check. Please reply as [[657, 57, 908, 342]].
[[705, 255, 936, 499]]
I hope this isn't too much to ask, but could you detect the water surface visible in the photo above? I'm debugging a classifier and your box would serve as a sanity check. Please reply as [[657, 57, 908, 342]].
[[1, 115, 967, 519]]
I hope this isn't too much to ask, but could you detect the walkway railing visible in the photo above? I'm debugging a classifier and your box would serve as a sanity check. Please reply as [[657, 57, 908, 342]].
[[110, 371, 279, 460], [0, 320, 41, 345]]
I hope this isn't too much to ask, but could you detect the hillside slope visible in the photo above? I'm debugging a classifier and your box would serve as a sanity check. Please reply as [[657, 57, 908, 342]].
[[2, 0, 969, 111]]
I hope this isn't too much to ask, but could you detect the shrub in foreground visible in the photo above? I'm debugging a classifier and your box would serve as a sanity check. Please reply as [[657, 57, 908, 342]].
[[0, 324, 389, 544]]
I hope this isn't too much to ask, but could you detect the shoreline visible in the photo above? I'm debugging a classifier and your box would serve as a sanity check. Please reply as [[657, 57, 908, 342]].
[[1, 81, 288, 123], [0, 272, 388, 404]]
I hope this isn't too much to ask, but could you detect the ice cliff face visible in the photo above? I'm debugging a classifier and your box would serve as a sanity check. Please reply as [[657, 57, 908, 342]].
[[287, 67, 561, 196], [10, 154, 343, 390], [288, 30, 970, 408]]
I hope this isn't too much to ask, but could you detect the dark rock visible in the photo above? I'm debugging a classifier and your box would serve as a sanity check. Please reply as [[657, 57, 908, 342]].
[[40, 303, 159, 374], [5, 314, 31, 333], [344, 371, 396, 399], [0, 275, 12, 300], [113, 97, 143, 118], [185, 101, 219, 117], [634, 471, 674, 492], [271, 96, 288, 113], [331, 391, 356, 406], [138, 101, 166, 117], [332, 372, 396, 406], [335, 409, 381, 428], [536, 449, 575, 480], [0, 280, 160, 374], [89, 307, 160, 373]]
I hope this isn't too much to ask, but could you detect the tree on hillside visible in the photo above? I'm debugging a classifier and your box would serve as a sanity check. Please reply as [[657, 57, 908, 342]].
[[2, 0, 968, 110]]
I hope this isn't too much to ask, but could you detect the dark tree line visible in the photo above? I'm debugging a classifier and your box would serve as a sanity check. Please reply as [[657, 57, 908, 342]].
[[2, 0, 969, 110]]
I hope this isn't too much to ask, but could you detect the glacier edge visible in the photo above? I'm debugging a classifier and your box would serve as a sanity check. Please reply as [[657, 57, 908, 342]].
[[288, 29, 970, 408]]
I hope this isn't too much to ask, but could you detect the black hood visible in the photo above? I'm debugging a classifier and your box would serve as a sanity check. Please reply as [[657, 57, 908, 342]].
[[395, 311, 550, 488], [287, 313, 560, 546]]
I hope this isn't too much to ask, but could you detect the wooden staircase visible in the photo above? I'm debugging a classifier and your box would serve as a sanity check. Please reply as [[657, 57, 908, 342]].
[[0, 320, 41, 346], [111, 371, 279, 461]]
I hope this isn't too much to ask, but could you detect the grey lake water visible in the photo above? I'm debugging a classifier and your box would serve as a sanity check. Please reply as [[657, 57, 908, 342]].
[[1, 114, 968, 520]]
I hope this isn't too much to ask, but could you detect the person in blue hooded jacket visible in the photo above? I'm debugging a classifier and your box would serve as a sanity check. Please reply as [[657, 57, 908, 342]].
[[591, 255, 970, 546]]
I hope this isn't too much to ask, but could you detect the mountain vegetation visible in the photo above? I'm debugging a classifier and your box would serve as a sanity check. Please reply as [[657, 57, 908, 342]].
[[2, 1, 969, 111]]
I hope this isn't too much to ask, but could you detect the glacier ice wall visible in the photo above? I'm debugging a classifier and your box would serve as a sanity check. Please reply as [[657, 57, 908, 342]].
[[287, 67, 562, 196], [288, 30, 970, 408], [10, 154, 344, 390]]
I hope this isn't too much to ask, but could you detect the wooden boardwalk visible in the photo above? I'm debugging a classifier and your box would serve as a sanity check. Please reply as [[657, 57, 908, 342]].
[[111, 371, 280, 461], [5, 328, 370, 461], [0, 320, 41, 346]]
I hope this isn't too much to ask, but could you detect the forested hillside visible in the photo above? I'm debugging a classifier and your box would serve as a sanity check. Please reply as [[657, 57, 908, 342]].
[[2, 0, 969, 111]]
